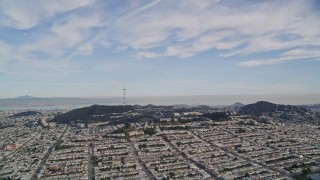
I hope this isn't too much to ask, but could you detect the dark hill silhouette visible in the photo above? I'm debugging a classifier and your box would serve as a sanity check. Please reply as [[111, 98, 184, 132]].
[[240, 101, 308, 116], [53, 105, 134, 124], [12, 111, 41, 117], [14, 95, 38, 99]]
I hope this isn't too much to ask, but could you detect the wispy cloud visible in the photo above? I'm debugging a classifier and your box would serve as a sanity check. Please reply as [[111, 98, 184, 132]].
[[217, 82, 306, 94], [218, 82, 257, 90], [238, 48, 320, 67], [0, 0, 320, 98], [0, 0, 93, 29], [1, 0, 319, 64], [107, 0, 320, 62]]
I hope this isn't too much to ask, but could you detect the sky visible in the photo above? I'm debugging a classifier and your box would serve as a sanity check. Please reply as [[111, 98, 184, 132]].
[[0, 0, 320, 99]]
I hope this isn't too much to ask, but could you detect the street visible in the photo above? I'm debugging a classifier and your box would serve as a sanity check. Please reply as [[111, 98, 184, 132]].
[[129, 140, 157, 180], [31, 125, 69, 180], [88, 143, 95, 180], [190, 130, 291, 178], [160, 135, 219, 180]]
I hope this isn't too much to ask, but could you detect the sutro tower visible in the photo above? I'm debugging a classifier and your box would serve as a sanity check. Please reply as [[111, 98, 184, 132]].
[[122, 85, 126, 105]]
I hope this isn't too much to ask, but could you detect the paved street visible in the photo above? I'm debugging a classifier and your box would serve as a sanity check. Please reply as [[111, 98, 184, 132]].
[[129, 140, 156, 180], [190, 130, 291, 178], [161, 135, 219, 180], [88, 143, 95, 180], [3, 131, 42, 160], [31, 125, 69, 180]]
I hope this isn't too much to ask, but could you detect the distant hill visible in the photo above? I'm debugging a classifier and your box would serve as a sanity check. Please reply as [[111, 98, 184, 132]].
[[52, 105, 134, 124], [299, 104, 320, 109], [230, 102, 245, 108], [12, 111, 41, 117], [203, 112, 230, 121], [239, 101, 308, 116], [14, 95, 38, 99]]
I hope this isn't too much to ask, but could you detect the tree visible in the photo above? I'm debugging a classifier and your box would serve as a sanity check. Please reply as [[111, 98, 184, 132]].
[[236, 128, 246, 133], [144, 128, 156, 136], [234, 144, 242, 149], [203, 112, 230, 121], [138, 144, 147, 149], [302, 167, 311, 175], [169, 172, 175, 177]]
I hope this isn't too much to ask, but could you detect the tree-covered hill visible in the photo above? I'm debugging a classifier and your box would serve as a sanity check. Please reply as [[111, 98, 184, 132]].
[[239, 101, 308, 116], [12, 111, 41, 117], [52, 105, 134, 124]]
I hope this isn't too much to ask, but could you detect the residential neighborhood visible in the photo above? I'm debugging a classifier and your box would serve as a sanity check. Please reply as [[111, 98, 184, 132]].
[[0, 103, 319, 180]]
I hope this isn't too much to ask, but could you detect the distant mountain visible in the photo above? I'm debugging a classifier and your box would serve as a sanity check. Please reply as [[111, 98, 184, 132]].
[[230, 102, 245, 108], [52, 105, 134, 124], [14, 95, 38, 99], [12, 111, 41, 117], [0, 97, 121, 110], [239, 101, 308, 116], [299, 104, 320, 109]]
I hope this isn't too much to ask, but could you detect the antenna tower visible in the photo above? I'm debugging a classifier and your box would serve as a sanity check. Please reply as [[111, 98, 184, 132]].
[[122, 85, 126, 105]]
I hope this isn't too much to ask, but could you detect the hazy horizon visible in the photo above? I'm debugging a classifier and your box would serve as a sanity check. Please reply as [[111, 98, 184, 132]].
[[1, 0, 320, 98], [1, 94, 320, 111], [2, 1, 320, 178]]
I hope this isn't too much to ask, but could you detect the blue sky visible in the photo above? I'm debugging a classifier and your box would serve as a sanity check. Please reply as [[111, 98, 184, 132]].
[[0, 0, 320, 98]]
